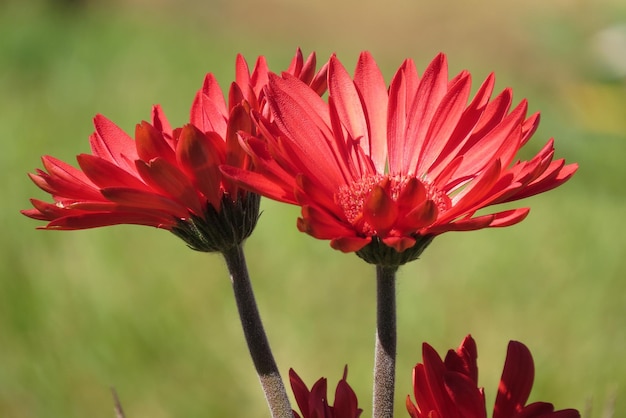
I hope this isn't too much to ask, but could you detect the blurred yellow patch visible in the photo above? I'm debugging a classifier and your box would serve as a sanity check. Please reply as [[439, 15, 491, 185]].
[[564, 82, 626, 135]]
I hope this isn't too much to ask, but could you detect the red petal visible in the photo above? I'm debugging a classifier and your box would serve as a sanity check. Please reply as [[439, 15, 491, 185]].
[[249, 55, 269, 99], [333, 367, 361, 418], [363, 184, 398, 235], [329, 55, 370, 163], [427, 73, 496, 179], [203, 72, 228, 107], [228, 81, 247, 112], [46, 211, 173, 230], [33, 156, 102, 201], [422, 342, 458, 418], [330, 236, 371, 252], [266, 74, 344, 189], [466, 88, 513, 147], [23, 198, 77, 221], [135, 121, 177, 166], [298, 205, 356, 239], [488, 208, 530, 227], [412, 363, 436, 416], [397, 177, 428, 213], [493, 341, 535, 418], [151, 104, 173, 137], [381, 236, 416, 252], [190, 79, 228, 136], [403, 53, 449, 174], [135, 158, 204, 216], [406, 395, 421, 418], [235, 54, 251, 98], [505, 162, 578, 202], [444, 335, 478, 384], [77, 154, 148, 191], [387, 65, 409, 174], [354, 51, 388, 173], [101, 187, 190, 219], [289, 369, 312, 418], [225, 104, 252, 169], [416, 72, 472, 174], [177, 125, 224, 210], [514, 402, 556, 418], [441, 160, 502, 223], [220, 165, 297, 205], [41, 155, 92, 185], [520, 112, 541, 148], [287, 48, 305, 78], [455, 99, 526, 178], [425, 213, 495, 235], [309, 378, 329, 416], [399, 200, 438, 232], [327, 96, 363, 180], [443, 372, 485, 418], [294, 174, 337, 212], [296, 50, 315, 85], [90, 114, 138, 171]]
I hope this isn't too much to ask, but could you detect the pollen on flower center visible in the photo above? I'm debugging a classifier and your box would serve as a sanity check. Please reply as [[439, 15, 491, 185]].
[[335, 174, 385, 226], [334, 174, 449, 235]]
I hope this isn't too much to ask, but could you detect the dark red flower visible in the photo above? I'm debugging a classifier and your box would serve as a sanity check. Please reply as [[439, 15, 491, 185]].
[[406, 335, 580, 418], [222, 52, 577, 265], [290, 367, 362, 418], [22, 50, 326, 252]]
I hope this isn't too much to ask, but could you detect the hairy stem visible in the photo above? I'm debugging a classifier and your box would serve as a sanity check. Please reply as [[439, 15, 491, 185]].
[[372, 264, 398, 418], [222, 244, 292, 418]]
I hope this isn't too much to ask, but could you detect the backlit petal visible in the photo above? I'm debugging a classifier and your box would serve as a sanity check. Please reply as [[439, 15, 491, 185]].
[[354, 51, 388, 172], [493, 341, 535, 418], [177, 125, 224, 210]]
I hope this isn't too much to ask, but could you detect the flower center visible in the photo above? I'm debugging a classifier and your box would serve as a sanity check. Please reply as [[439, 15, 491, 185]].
[[335, 174, 450, 236], [335, 174, 385, 226]]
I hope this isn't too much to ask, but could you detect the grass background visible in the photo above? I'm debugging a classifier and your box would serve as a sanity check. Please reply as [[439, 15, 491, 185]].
[[1, 0, 625, 416]]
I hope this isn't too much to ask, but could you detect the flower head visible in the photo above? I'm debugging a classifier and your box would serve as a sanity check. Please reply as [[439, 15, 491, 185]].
[[222, 52, 577, 265], [22, 106, 259, 252], [22, 50, 326, 252], [290, 366, 362, 418], [406, 335, 580, 418]]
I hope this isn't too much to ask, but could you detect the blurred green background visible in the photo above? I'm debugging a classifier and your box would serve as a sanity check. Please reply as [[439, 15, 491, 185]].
[[2, 0, 625, 416]]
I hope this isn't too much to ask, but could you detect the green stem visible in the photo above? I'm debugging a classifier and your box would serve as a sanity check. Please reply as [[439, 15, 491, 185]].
[[372, 264, 398, 418], [222, 244, 292, 418]]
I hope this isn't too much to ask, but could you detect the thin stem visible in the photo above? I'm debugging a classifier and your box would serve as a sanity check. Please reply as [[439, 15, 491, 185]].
[[111, 388, 126, 418], [372, 264, 398, 418], [222, 244, 292, 418]]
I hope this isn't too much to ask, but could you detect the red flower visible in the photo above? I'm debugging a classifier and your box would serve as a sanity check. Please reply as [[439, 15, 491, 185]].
[[406, 335, 580, 418], [222, 52, 577, 265], [22, 51, 326, 252], [290, 367, 362, 418]]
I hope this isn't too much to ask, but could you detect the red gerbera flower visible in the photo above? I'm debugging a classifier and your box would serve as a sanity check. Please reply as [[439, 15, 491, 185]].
[[406, 335, 580, 418], [290, 366, 362, 418], [222, 52, 577, 265], [22, 50, 327, 252]]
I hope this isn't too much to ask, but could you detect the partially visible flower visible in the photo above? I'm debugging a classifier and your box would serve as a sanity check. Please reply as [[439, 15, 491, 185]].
[[290, 367, 362, 418], [406, 335, 580, 418], [222, 52, 577, 266], [22, 50, 327, 252]]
